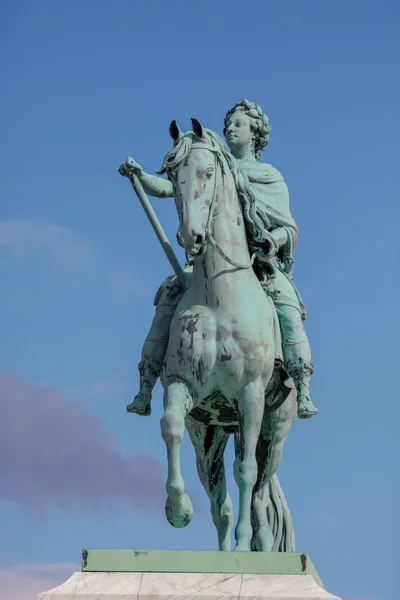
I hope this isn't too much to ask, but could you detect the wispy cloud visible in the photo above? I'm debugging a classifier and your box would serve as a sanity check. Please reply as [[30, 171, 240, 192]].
[[0, 563, 77, 600], [0, 372, 165, 513], [0, 219, 146, 295], [60, 378, 128, 404], [0, 220, 93, 267]]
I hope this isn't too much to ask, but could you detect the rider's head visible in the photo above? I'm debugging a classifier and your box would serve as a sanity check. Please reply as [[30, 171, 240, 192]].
[[223, 100, 271, 160]]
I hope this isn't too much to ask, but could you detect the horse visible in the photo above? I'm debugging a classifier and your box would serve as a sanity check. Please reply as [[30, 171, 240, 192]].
[[158, 118, 297, 551]]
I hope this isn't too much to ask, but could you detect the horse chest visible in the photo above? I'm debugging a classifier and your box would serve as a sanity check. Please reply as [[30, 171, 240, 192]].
[[167, 306, 271, 392]]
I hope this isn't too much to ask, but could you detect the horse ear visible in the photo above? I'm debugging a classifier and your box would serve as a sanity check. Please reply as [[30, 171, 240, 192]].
[[169, 120, 182, 144], [191, 118, 204, 139]]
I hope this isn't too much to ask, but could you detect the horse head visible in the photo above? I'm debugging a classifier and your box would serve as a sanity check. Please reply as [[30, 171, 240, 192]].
[[166, 118, 221, 257]]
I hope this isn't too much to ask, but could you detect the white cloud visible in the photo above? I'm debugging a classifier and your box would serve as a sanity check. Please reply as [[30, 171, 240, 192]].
[[0, 220, 93, 267], [0, 219, 145, 295], [62, 377, 128, 401], [0, 372, 165, 513]]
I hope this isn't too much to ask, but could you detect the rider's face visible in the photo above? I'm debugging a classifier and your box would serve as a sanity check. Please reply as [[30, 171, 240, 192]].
[[225, 111, 254, 152]]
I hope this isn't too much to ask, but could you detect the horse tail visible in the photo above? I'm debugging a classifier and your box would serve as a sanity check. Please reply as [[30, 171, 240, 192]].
[[267, 473, 295, 552]]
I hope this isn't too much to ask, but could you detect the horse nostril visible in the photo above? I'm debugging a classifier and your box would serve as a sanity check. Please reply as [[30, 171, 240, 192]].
[[195, 234, 203, 246]]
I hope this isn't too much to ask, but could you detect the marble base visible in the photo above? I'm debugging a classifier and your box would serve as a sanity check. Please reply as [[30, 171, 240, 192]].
[[37, 570, 341, 600]]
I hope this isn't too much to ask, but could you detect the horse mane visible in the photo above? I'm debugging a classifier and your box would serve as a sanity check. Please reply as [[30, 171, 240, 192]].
[[158, 129, 277, 281]]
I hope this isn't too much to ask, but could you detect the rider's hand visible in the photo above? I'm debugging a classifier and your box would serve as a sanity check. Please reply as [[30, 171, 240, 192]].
[[118, 157, 144, 178], [167, 280, 183, 299], [167, 270, 192, 298]]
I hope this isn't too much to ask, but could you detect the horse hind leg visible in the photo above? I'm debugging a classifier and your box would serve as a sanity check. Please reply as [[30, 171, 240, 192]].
[[251, 483, 274, 552], [251, 390, 297, 551], [233, 379, 265, 551], [186, 417, 233, 551], [160, 381, 194, 528]]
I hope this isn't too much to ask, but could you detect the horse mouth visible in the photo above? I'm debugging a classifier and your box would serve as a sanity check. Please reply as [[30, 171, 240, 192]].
[[189, 242, 206, 256]]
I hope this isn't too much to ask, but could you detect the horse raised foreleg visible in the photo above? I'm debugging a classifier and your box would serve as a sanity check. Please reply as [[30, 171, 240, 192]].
[[233, 379, 265, 551], [186, 416, 233, 550], [161, 381, 194, 528]]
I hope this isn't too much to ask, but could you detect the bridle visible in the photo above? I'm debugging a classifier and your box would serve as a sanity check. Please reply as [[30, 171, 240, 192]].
[[186, 143, 256, 270]]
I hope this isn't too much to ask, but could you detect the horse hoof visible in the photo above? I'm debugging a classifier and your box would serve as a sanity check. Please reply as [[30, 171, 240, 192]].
[[165, 493, 193, 528], [233, 544, 250, 552], [233, 547, 250, 552]]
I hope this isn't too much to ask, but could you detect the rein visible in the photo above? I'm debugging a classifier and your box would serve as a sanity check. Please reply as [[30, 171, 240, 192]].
[[190, 143, 256, 270]]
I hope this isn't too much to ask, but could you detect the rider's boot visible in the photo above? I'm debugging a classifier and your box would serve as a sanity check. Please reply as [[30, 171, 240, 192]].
[[277, 303, 318, 420], [126, 356, 162, 416], [286, 357, 318, 419]]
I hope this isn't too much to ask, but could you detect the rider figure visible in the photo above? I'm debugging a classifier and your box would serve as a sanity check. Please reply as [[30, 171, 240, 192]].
[[120, 100, 318, 420]]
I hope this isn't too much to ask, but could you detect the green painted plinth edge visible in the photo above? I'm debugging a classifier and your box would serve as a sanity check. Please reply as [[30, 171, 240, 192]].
[[81, 549, 324, 589]]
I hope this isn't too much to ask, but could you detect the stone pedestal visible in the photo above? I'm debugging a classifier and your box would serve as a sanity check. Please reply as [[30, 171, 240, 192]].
[[37, 550, 341, 600]]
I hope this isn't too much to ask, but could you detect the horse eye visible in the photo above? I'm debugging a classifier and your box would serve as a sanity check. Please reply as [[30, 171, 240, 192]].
[[206, 169, 214, 179]]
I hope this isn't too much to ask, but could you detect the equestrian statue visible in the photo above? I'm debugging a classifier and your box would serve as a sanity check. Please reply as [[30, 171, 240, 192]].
[[118, 100, 317, 552]]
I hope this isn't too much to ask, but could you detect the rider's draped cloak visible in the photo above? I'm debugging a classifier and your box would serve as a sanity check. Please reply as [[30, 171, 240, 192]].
[[238, 159, 306, 321]]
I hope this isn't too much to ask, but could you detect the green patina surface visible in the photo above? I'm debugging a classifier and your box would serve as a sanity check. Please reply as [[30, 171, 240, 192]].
[[118, 100, 319, 552], [81, 549, 324, 589]]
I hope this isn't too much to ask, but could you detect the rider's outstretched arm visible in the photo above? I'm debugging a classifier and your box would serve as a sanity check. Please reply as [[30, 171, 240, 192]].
[[140, 172, 173, 198], [119, 157, 174, 198]]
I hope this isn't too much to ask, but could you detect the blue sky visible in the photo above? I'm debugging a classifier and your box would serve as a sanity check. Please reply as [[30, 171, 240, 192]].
[[0, 1, 398, 598]]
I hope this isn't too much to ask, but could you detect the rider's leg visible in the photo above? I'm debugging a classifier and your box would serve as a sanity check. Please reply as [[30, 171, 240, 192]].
[[126, 292, 182, 415], [275, 304, 318, 419], [128, 265, 193, 415]]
